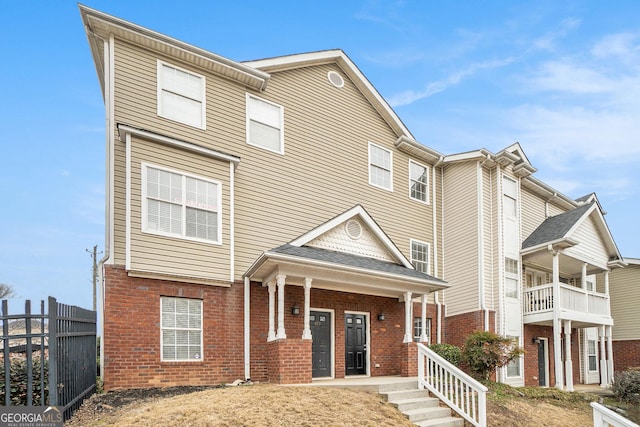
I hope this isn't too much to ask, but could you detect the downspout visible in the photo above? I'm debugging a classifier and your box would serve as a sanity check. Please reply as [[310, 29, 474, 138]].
[[244, 276, 251, 380], [96, 33, 115, 381], [433, 156, 444, 343], [478, 155, 491, 331]]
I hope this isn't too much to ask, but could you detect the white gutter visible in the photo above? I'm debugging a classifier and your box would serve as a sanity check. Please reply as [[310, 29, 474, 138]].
[[478, 157, 489, 331], [438, 161, 446, 343]]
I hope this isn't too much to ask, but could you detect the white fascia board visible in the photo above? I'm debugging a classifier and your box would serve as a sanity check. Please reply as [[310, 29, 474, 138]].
[[564, 203, 623, 259], [521, 238, 579, 256], [288, 205, 413, 268], [245, 49, 414, 139], [79, 5, 269, 91], [622, 257, 640, 265], [395, 136, 443, 165], [117, 124, 241, 168], [503, 142, 533, 166], [262, 251, 448, 288], [521, 176, 578, 209], [442, 149, 492, 164]]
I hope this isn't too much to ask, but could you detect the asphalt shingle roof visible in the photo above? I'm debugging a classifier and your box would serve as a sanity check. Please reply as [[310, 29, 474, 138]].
[[270, 244, 446, 284], [522, 203, 594, 249]]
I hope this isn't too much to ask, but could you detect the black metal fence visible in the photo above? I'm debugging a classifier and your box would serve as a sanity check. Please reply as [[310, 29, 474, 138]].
[[0, 297, 96, 420]]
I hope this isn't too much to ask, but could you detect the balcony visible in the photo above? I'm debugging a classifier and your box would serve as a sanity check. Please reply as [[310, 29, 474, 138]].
[[522, 283, 613, 327]]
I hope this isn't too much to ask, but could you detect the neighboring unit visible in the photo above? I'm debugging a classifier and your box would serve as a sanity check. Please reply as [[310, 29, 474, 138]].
[[80, 6, 627, 393], [608, 258, 640, 372]]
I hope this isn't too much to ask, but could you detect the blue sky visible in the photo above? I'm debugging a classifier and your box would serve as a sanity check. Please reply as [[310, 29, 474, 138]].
[[1, 1, 638, 311]]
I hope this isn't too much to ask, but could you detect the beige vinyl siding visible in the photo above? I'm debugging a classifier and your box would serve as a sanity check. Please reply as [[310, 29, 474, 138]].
[[111, 38, 437, 282], [128, 136, 231, 281], [442, 162, 479, 316], [520, 187, 548, 241], [564, 216, 609, 268], [608, 264, 640, 340]]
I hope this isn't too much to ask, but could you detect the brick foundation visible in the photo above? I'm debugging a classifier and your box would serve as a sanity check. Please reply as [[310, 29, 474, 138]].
[[522, 324, 581, 387], [613, 340, 640, 372], [102, 265, 244, 390], [267, 339, 312, 384], [400, 342, 418, 377], [444, 310, 495, 347], [103, 265, 434, 389]]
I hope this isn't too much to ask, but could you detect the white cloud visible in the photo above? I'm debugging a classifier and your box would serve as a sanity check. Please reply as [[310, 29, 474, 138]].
[[527, 61, 614, 94], [388, 57, 515, 106], [591, 32, 640, 61], [532, 17, 581, 51]]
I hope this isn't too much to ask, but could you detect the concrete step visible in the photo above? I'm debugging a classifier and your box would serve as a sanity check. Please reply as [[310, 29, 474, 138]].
[[404, 406, 453, 423], [392, 396, 440, 412], [377, 379, 419, 393], [415, 416, 464, 427], [382, 388, 430, 402]]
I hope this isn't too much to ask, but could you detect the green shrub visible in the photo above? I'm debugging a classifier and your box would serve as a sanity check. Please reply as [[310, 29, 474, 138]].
[[0, 357, 49, 406], [612, 368, 640, 403], [429, 343, 461, 366], [461, 331, 524, 381]]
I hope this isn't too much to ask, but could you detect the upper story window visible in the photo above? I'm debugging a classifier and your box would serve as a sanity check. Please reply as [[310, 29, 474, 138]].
[[505, 257, 519, 298], [369, 142, 393, 191], [157, 61, 206, 129], [411, 239, 430, 274], [246, 94, 284, 154], [409, 160, 429, 203], [160, 297, 202, 361], [142, 164, 221, 244]]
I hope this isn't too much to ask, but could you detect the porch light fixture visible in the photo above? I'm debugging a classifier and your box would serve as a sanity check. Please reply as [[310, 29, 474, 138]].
[[532, 337, 541, 344], [291, 305, 300, 316], [377, 313, 385, 321]]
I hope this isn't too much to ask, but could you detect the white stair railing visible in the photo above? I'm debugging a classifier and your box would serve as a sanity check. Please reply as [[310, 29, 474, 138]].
[[591, 402, 640, 427], [417, 343, 488, 427]]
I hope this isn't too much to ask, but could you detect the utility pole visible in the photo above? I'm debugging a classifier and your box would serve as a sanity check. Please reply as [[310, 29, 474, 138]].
[[86, 245, 102, 311]]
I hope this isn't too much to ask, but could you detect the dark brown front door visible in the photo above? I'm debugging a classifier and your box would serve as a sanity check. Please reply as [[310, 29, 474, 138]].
[[345, 313, 366, 376], [311, 311, 332, 378]]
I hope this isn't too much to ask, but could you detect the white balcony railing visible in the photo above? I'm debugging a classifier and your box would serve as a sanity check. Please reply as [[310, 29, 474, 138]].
[[523, 283, 610, 317], [417, 343, 487, 427]]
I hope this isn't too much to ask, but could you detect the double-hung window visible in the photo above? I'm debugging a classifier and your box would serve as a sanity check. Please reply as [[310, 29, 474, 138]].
[[505, 257, 519, 298], [161, 297, 202, 361], [411, 239, 430, 274], [246, 94, 284, 154], [157, 61, 206, 129], [506, 336, 521, 377], [409, 160, 429, 203], [143, 164, 221, 244], [413, 317, 431, 342], [369, 142, 393, 190]]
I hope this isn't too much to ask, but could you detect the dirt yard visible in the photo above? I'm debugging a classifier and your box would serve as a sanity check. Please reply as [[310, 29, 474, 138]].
[[67, 383, 598, 426]]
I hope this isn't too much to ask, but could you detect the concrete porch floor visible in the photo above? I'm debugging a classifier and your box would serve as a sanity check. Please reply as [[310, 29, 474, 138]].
[[287, 376, 418, 392], [572, 384, 614, 396]]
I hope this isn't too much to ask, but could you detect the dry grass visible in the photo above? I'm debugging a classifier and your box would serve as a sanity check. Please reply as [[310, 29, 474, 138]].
[[68, 381, 605, 427], [67, 384, 415, 426]]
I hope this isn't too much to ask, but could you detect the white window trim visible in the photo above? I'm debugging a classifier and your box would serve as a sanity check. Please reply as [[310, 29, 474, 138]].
[[368, 142, 393, 191], [408, 159, 430, 204], [410, 238, 431, 275], [141, 162, 222, 245], [245, 93, 285, 155], [157, 60, 206, 130], [160, 297, 203, 362], [413, 317, 431, 342]]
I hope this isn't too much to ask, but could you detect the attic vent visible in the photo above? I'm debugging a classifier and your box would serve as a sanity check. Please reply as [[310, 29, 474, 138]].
[[327, 71, 344, 88], [345, 219, 362, 240]]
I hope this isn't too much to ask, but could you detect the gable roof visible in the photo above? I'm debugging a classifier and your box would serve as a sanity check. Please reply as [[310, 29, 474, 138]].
[[244, 205, 448, 295], [243, 50, 414, 140], [522, 202, 623, 263], [289, 204, 412, 268]]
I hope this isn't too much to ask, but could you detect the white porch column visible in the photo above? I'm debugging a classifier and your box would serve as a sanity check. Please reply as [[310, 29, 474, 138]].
[[267, 282, 276, 341], [302, 278, 312, 340], [403, 292, 413, 343], [552, 250, 564, 390], [606, 325, 614, 387], [420, 294, 428, 343], [276, 274, 287, 339], [604, 271, 610, 295], [564, 320, 574, 392], [599, 325, 607, 387], [581, 263, 587, 289]]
